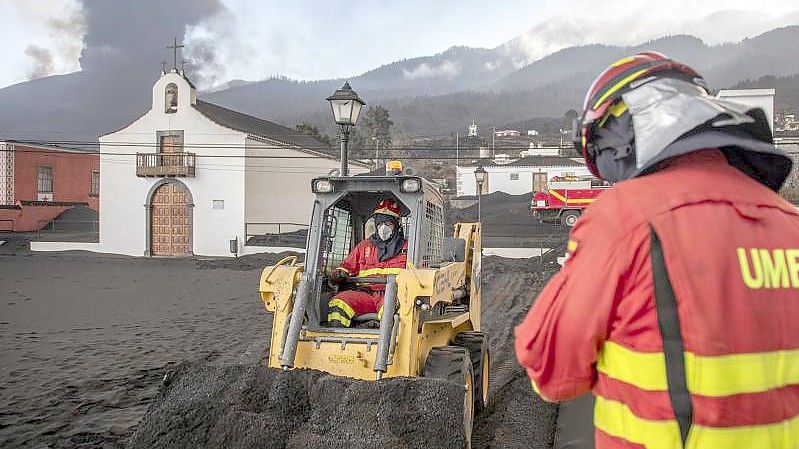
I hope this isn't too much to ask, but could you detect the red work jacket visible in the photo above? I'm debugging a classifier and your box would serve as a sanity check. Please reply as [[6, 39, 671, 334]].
[[336, 238, 408, 289], [515, 150, 799, 448]]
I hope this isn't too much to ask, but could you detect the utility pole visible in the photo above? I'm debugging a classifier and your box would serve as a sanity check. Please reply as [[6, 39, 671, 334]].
[[373, 138, 380, 171], [456, 132, 459, 167], [492, 126, 496, 158]]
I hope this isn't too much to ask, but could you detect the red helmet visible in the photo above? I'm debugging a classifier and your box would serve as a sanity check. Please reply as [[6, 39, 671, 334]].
[[373, 199, 401, 219], [575, 52, 708, 177]]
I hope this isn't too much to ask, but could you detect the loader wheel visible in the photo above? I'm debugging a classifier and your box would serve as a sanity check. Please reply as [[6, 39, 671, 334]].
[[453, 332, 490, 413], [423, 346, 474, 449], [561, 210, 581, 227]]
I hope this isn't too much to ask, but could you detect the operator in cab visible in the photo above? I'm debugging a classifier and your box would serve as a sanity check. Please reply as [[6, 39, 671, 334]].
[[326, 199, 408, 327]]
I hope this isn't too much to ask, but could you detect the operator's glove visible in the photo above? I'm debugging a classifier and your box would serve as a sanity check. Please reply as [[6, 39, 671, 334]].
[[329, 270, 348, 285]]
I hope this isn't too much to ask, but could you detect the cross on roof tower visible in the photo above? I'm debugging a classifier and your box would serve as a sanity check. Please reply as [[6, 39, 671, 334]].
[[167, 37, 184, 71]]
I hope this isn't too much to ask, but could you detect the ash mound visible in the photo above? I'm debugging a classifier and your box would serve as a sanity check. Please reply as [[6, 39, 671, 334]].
[[126, 363, 465, 449], [194, 251, 304, 271]]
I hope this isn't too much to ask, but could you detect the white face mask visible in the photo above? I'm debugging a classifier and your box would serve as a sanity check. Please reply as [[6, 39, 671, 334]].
[[377, 223, 394, 241]]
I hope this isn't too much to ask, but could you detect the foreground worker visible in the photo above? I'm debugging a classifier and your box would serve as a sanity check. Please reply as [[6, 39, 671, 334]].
[[515, 52, 798, 448], [327, 199, 408, 327]]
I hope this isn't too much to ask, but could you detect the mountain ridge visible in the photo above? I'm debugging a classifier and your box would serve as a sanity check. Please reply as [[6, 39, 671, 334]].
[[1, 25, 797, 142]]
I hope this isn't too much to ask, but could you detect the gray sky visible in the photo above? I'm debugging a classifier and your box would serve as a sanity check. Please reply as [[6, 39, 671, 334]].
[[1, 0, 797, 90]]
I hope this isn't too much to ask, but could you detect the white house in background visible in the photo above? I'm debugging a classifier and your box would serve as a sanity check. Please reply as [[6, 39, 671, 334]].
[[494, 129, 520, 138], [520, 144, 559, 157], [717, 88, 775, 133], [468, 120, 478, 137], [456, 155, 590, 196], [98, 69, 366, 257]]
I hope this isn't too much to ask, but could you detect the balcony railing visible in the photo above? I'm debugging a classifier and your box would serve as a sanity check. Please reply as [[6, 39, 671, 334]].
[[136, 152, 195, 177]]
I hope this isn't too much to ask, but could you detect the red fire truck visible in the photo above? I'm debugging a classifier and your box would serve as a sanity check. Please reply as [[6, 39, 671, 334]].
[[531, 175, 610, 226]]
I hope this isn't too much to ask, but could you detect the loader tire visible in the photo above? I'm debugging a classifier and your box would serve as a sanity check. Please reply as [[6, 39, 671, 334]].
[[423, 346, 475, 449], [454, 331, 490, 413], [561, 210, 581, 227]]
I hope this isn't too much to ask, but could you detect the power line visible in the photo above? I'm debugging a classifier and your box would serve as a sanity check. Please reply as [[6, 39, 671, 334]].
[[1, 143, 572, 159], [3, 138, 561, 152], [0, 147, 576, 162]]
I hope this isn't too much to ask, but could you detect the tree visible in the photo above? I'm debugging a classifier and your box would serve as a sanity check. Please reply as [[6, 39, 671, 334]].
[[360, 105, 394, 149], [295, 122, 331, 146]]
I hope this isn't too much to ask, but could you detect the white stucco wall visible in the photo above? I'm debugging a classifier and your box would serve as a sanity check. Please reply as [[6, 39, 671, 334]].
[[717, 89, 775, 134], [456, 164, 591, 196], [243, 138, 367, 235], [99, 72, 247, 257]]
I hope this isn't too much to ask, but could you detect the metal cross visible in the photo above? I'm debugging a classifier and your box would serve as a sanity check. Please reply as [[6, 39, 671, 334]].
[[166, 37, 184, 71], [180, 59, 189, 72]]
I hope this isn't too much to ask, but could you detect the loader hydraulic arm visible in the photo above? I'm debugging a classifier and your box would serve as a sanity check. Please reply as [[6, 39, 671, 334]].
[[279, 272, 313, 369]]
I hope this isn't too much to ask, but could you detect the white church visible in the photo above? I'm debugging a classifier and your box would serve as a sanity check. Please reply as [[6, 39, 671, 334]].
[[95, 68, 366, 257]]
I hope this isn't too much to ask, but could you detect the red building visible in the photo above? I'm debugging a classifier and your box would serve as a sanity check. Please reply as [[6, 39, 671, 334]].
[[0, 141, 99, 232]]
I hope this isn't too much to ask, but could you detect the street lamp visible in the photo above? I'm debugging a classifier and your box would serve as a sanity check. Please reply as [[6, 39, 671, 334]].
[[474, 165, 487, 224], [327, 82, 365, 176]]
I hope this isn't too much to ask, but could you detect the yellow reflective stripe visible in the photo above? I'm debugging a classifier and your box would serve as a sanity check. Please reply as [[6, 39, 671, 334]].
[[597, 340, 799, 396], [595, 395, 799, 449], [685, 414, 799, 449], [611, 56, 635, 68], [598, 101, 629, 127], [528, 378, 556, 402], [566, 240, 579, 252], [594, 395, 681, 449], [548, 189, 596, 205], [358, 267, 404, 277], [327, 312, 351, 326], [597, 341, 668, 390], [593, 68, 649, 110], [684, 348, 799, 396], [530, 379, 542, 396], [328, 299, 356, 318]]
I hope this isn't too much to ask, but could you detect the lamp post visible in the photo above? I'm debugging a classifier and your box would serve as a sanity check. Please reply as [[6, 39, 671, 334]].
[[327, 82, 365, 176], [474, 165, 487, 224], [372, 137, 380, 171]]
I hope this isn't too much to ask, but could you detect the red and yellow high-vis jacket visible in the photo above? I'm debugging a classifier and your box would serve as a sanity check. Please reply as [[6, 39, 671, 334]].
[[335, 238, 408, 289], [515, 150, 799, 448]]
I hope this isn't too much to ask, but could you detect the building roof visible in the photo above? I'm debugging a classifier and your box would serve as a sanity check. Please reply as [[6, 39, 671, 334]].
[[509, 156, 585, 167], [194, 100, 331, 153], [2, 140, 98, 154], [463, 155, 585, 168]]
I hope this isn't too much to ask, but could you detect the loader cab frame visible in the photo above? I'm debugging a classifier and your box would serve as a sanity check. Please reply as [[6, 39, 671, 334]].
[[304, 175, 445, 330]]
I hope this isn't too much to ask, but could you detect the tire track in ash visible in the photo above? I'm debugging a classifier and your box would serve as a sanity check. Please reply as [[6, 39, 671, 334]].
[[473, 256, 562, 449]]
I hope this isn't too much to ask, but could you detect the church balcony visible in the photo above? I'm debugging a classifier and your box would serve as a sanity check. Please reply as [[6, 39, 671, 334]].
[[136, 152, 196, 177]]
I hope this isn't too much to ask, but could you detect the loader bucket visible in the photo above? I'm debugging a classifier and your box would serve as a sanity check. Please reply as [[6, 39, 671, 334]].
[[126, 361, 470, 449]]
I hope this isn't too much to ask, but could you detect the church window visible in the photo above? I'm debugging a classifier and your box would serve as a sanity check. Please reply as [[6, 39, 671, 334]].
[[90, 171, 100, 196], [37, 166, 54, 201], [37, 166, 53, 194], [165, 83, 178, 113]]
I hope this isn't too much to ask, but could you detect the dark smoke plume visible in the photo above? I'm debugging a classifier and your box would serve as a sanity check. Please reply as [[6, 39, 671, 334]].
[[0, 0, 229, 143], [79, 0, 225, 75]]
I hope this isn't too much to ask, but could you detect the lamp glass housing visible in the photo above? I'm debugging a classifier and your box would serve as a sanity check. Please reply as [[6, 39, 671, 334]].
[[474, 166, 488, 185], [400, 178, 421, 193], [327, 83, 365, 126], [313, 179, 334, 193]]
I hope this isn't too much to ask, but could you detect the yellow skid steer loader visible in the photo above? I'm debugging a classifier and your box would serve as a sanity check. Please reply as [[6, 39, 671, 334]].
[[259, 170, 489, 445]]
